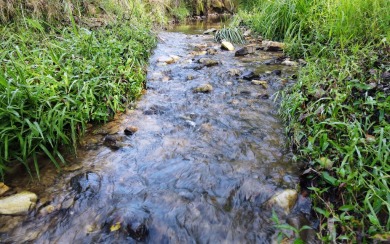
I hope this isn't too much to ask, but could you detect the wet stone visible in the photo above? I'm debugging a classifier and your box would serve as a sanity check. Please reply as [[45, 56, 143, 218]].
[[194, 84, 213, 93], [124, 126, 138, 136], [228, 68, 241, 76], [272, 69, 282, 76], [242, 71, 257, 80], [203, 28, 217, 35], [206, 48, 218, 55], [70, 171, 101, 199], [0, 191, 38, 215], [198, 58, 219, 67], [103, 135, 121, 150], [127, 223, 148, 241]]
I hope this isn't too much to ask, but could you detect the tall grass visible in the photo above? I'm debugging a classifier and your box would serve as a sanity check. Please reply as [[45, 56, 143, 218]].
[[0, 1, 156, 179], [239, 0, 390, 242]]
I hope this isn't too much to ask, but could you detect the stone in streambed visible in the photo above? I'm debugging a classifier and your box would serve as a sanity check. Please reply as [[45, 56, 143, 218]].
[[203, 28, 217, 35], [241, 71, 257, 80], [282, 58, 298, 66], [262, 40, 285, 51], [221, 41, 234, 51], [194, 84, 213, 93], [251, 80, 268, 89], [287, 214, 317, 243], [267, 189, 298, 214], [228, 68, 242, 76], [0, 191, 38, 215], [198, 58, 219, 67], [206, 48, 218, 55], [124, 126, 138, 136], [235, 45, 256, 56]]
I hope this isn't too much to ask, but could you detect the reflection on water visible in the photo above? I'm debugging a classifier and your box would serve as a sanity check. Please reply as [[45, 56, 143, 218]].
[[0, 21, 301, 243]]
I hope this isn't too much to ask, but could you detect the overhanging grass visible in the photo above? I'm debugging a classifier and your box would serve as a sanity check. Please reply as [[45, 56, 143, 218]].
[[0, 22, 156, 179], [239, 0, 390, 241]]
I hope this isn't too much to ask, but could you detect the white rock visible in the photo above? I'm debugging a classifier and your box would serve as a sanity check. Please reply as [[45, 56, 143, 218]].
[[221, 41, 234, 51], [0, 191, 38, 215], [282, 59, 298, 66], [268, 189, 298, 214]]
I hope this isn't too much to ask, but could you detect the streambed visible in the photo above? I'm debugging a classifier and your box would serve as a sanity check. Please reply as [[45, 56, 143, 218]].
[[0, 22, 314, 243]]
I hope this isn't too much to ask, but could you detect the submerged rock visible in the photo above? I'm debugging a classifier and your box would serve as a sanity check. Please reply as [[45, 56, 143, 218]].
[[228, 68, 242, 76], [206, 48, 218, 55], [251, 80, 268, 89], [124, 126, 138, 136], [267, 189, 298, 214], [103, 135, 122, 150], [242, 71, 257, 80], [221, 41, 234, 51], [127, 223, 149, 241], [198, 58, 219, 67], [194, 84, 213, 93], [0, 191, 38, 215]]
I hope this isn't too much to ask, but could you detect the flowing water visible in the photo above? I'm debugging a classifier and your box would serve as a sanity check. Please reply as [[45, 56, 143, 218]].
[[0, 22, 306, 243]]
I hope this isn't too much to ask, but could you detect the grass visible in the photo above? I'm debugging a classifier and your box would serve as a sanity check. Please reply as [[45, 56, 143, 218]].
[[0, 1, 157, 179], [214, 25, 245, 44], [238, 0, 390, 242]]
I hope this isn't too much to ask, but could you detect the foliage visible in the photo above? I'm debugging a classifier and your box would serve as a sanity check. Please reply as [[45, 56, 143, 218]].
[[214, 26, 245, 44], [239, 0, 390, 242], [0, 9, 156, 178]]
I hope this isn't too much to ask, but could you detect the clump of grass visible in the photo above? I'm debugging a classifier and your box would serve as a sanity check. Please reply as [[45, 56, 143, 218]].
[[0, 19, 156, 179], [239, 0, 390, 242], [214, 26, 245, 44]]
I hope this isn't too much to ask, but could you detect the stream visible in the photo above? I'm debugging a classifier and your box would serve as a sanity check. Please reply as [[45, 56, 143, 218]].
[[0, 21, 313, 243]]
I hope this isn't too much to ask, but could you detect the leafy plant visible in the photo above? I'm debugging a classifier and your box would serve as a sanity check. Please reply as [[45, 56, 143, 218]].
[[214, 26, 245, 44]]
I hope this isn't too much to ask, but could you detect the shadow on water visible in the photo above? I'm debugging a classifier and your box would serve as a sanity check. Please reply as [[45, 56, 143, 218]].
[[0, 20, 310, 243]]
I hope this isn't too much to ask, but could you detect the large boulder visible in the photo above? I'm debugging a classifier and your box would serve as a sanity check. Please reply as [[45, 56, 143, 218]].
[[0, 191, 38, 215]]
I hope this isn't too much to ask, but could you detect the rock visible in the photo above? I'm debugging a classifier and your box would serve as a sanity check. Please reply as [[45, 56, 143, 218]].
[[272, 70, 282, 76], [206, 48, 218, 55], [187, 75, 195, 80], [258, 93, 269, 100], [262, 40, 285, 51], [127, 223, 149, 241], [198, 58, 219, 67], [228, 68, 242, 76], [235, 47, 249, 56], [251, 80, 268, 89], [382, 71, 390, 81], [103, 135, 122, 150], [267, 189, 298, 214], [0, 183, 10, 196], [242, 71, 257, 80], [0, 191, 38, 215], [194, 84, 213, 93], [203, 28, 217, 35], [70, 171, 101, 199], [39, 204, 56, 216], [124, 126, 138, 136], [157, 56, 174, 64], [189, 50, 207, 56], [221, 41, 234, 51], [235, 45, 256, 56], [281, 59, 298, 66]]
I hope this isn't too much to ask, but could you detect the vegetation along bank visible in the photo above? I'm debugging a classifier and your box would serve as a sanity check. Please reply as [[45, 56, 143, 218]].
[[239, 0, 389, 242]]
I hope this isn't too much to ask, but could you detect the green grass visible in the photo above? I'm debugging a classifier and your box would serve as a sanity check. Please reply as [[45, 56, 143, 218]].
[[238, 0, 390, 242], [214, 26, 245, 44], [0, 19, 156, 179]]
